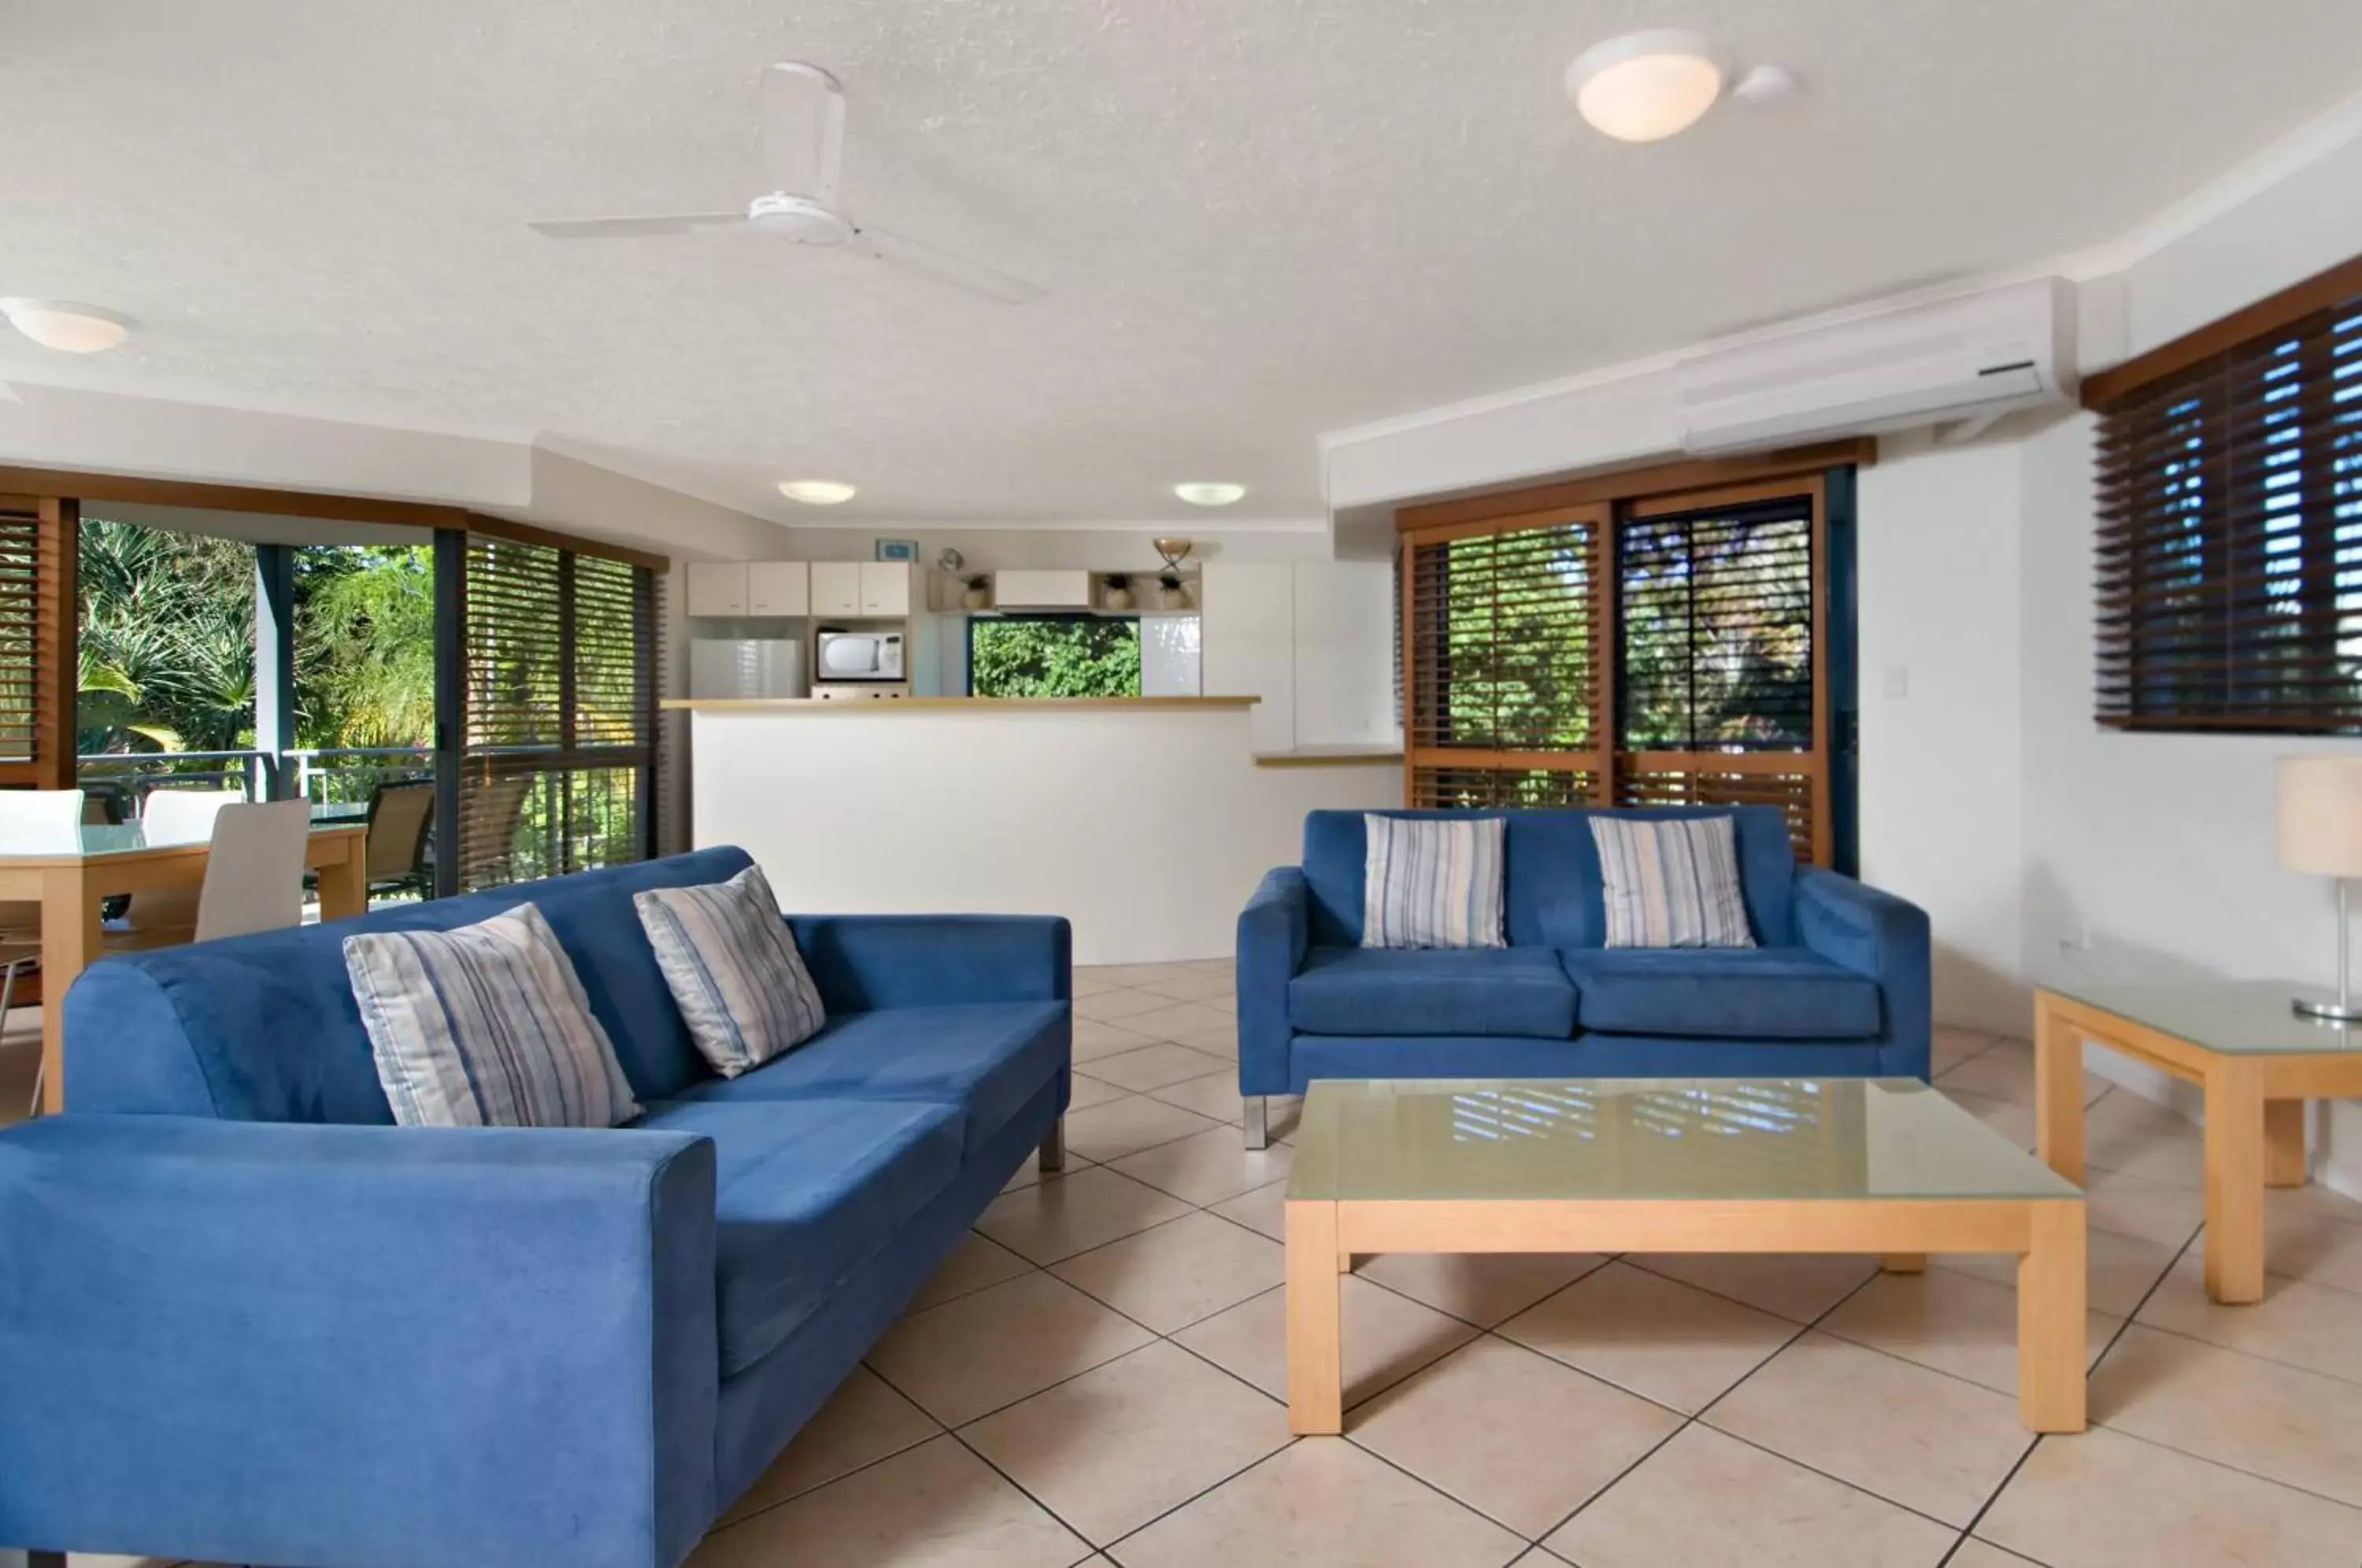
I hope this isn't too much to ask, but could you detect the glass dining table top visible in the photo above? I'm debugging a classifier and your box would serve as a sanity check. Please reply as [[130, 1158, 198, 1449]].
[[1287, 1078, 2079, 1205], [0, 803, 363, 860], [2044, 977, 2362, 1056]]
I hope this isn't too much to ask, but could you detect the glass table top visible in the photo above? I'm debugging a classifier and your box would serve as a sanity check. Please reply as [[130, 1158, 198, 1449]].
[[2045, 977, 2362, 1056], [0, 804, 361, 860], [1287, 1078, 2079, 1204]]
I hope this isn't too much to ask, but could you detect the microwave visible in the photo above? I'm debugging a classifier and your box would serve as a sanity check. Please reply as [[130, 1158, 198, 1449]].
[[815, 627, 905, 682]]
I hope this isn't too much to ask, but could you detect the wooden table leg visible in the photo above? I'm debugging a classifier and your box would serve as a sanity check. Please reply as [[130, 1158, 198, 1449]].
[[313, 838, 369, 923], [2034, 994, 2086, 1183], [2264, 1099, 2308, 1189], [36, 867, 100, 1115], [2018, 1199, 2086, 1433], [1881, 1254, 1926, 1273], [1286, 1199, 1343, 1435], [2203, 1059, 2267, 1304]]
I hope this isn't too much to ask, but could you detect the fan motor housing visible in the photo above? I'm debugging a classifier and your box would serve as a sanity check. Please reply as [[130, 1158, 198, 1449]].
[[748, 193, 855, 246]]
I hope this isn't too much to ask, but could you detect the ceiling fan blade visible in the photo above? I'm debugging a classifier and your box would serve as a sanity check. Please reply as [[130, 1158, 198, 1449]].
[[763, 61, 845, 205], [850, 226, 1046, 305], [527, 213, 746, 239]]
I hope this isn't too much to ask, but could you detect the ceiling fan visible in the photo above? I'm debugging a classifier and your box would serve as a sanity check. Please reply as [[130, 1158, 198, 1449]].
[[528, 62, 1046, 305]]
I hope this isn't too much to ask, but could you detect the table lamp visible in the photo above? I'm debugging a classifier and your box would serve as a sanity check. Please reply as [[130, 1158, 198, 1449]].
[[2275, 756, 2362, 1021]]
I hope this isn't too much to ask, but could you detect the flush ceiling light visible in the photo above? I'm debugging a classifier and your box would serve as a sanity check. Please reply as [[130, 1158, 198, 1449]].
[[0, 298, 134, 353], [1174, 482, 1246, 507], [778, 479, 857, 505], [1564, 30, 1728, 142]]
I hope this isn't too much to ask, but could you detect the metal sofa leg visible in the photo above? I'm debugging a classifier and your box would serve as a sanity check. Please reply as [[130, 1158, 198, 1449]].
[[1038, 1115, 1065, 1173], [1243, 1095, 1269, 1151]]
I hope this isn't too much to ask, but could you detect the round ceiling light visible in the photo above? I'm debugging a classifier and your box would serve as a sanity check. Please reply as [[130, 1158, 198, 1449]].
[[0, 298, 134, 353], [1173, 482, 1246, 507], [777, 479, 857, 505], [1564, 30, 1728, 142]]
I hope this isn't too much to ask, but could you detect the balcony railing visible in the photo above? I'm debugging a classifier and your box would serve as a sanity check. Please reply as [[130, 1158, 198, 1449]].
[[76, 746, 433, 816]]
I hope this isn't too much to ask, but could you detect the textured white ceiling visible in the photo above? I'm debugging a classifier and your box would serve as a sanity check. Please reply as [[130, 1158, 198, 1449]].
[[4, 1, 2360, 527]]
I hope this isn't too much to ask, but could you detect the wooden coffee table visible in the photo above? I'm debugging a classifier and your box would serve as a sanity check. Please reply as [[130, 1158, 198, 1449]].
[[1283, 1077, 2088, 1434], [2034, 981, 2362, 1304]]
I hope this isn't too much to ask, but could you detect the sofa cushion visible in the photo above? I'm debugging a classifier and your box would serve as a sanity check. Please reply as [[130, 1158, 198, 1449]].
[[1290, 945, 1578, 1037], [62, 847, 754, 1123], [667, 1000, 1068, 1155], [636, 864, 827, 1078], [1301, 806, 1796, 950], [1361, 814, 1507, 949], [1560, 949, 1881, 1039], [631, 1099, 965, 1377], [344, 904, 642, 1128]]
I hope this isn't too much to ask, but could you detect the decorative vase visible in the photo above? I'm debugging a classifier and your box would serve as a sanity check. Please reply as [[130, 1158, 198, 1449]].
[[1158, 583, 1190, 611], [1105, 586, 1134, 611], [962, 586, 990, 610]]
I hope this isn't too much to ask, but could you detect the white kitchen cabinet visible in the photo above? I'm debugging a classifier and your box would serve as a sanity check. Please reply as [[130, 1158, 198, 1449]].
[[859, 561, 912, 617], [684, 561, 749, 618], [746, 560, 809, 617], [810, 561, 863, 616]]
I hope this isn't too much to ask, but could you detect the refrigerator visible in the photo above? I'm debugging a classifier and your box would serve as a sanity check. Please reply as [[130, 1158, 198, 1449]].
[[690, 638, 807, 700]]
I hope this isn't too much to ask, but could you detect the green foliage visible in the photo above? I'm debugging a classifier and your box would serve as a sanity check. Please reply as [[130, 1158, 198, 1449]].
[[76, 523, 437, 764], [295, 545, 435, 747], [76, 520, 257, 756], [968, 617, 1142, 698]]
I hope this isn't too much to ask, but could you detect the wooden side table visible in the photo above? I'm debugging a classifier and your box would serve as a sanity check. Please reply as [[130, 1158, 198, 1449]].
[[2033, 982, 2362, 1304]]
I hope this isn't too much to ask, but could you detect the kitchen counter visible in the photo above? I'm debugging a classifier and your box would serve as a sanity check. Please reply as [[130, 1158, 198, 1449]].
[[662, 696, 1256, 712], [681, 697, 1397, 963], [1253, 745, 1403, 768]]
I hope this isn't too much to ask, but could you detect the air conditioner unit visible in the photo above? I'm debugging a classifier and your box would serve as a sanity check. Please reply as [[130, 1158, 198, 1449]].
[[1673, 277, 2075, 454]]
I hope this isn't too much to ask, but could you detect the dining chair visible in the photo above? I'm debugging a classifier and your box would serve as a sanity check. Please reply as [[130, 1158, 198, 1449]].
[[0, 789, 87, 1116], [363, 779, 435, 901], [106, 798, 313, 950], [114, 788, 246, 934]]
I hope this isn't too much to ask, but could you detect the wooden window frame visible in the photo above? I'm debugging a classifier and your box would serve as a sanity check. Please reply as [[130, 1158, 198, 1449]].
[[2082, 253, 2362, 734], [1397, 444, 1865, 864]]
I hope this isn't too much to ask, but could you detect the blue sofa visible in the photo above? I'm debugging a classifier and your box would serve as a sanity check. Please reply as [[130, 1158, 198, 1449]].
[[0, 846, 1071, 1568], [1237, 807, 1929, 1146]]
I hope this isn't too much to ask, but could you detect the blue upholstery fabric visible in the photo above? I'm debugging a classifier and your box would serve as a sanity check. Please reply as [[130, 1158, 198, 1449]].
[[1794, 866, 1932, 1078], [668, 1001, 1067, 1156], [63, 846, 755, 1122], [0, 1115, 720, 1568], [1290, 945, 1578, 1037], [1246, 811, 1931, 1101], [1287, 1033, 1887, 1090], [1299, 806, 1796, 950], [633, 1100, 965, 1377], [1237, 867, 1307, 1098], [17, 852, 1074, 1568], [712, 1074, 1062, 1507], [1560, 949, 1882, 1039]]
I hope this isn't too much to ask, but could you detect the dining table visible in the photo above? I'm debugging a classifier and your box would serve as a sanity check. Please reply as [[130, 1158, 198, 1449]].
[[3, 809, 368, 1113]]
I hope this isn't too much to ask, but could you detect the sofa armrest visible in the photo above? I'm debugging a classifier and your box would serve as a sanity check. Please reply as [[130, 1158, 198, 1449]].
[[1237, 867, 1309, 1096], [0, 1115, 719, 1568], [787, 913, 1072, 1011], [1794, 867, 1932, 1079]]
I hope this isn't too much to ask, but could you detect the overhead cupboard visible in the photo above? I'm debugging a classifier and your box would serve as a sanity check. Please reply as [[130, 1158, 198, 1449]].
[[683, 560, 911, 619]]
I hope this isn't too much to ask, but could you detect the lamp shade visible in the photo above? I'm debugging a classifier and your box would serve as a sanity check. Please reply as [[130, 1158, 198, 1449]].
[[2275, 756, 2362, 875]]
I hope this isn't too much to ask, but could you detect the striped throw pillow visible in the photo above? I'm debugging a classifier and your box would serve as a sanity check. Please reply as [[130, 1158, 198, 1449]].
[[1361, 814, 1506, 949], [1590, 815, 1756, 949], [345, 903, 642, 1128], [635, 864, 826, 1078]]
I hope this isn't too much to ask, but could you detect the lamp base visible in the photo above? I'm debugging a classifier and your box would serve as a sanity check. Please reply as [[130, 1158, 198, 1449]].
[[2292, 992, 2362, 1023]]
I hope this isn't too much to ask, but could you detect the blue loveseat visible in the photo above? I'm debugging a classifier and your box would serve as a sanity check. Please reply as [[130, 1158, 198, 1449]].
[[1237, 807, 1928, 1145], [0, 846, 1070, 1568]]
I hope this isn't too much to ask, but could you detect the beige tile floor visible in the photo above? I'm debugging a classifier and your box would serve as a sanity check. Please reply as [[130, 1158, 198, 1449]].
[[13, 984, 2362, 1567]]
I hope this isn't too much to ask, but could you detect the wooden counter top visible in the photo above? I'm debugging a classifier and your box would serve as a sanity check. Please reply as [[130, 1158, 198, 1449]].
[[663, 695, 1261, 712], [1252, 745, 1404, 768]]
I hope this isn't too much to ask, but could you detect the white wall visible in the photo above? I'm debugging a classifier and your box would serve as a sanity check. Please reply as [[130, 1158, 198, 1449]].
[[1200, 563, 1298, 751], [688, 705, 1398, 963], [1857, 429, 2028, 1034]]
